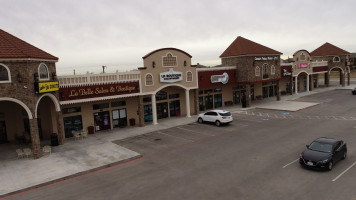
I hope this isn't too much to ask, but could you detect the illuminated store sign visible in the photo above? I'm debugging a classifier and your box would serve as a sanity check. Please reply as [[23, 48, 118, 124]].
[[297, 63, 308, 69], [160, 68, 182, 83], [211, 72, 229, 84], [35, 81, 59, 94], [254, 56, 279, 61]]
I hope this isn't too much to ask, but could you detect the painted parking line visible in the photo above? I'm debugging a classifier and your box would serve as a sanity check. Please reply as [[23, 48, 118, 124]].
[[332, 161, 356, 182], [176, 126, 213, 136], [282, 158, 299, 168], [156, 131, 194, 142]]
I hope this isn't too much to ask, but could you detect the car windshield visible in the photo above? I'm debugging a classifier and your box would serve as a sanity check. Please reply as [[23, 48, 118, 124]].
[[219, 112, 231, 116], [308, 141, 333, 153]]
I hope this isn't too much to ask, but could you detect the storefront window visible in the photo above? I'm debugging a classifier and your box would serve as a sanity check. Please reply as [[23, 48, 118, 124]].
[[63, 115, 83, 138], [204, 89, 213, 94], [111, 101, 126, 107], [93, 103, 109, 110], [62, 106, 81, 114], [205, 95, 213, 109], [156, 91, 167, 101], [157, 102, 168, 119], [169, 93, 179, 99], [214, 94, 222, 108], [214, 88, 222, 92], [198, 90, 203, 95], [93, 111, 111, 131], [143, 97, 152, 103], [112, 108, 127, 128], [144, 105, 152, 122], [199, 97, 204, 111]]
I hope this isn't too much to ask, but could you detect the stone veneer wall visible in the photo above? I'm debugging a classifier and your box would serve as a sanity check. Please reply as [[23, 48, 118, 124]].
[[221, 56, 281, 82]]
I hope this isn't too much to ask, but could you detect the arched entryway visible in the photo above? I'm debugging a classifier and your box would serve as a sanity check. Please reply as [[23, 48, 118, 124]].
[[142, 85, 193, 125], [328, 67, 346, 86], [294, 71, 310, 94]]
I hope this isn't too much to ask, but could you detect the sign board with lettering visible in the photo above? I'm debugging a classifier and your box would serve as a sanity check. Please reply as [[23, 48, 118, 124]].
[[211, 72, 229, 84], [160, 68, 182, 83], [35, 81, 59, 94], [297, 63, 308, 69], [59, 81, 140, 101], [254, 56, 279, 61]]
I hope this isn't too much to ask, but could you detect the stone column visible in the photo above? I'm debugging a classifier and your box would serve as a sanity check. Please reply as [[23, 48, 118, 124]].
[[276, 80, 280, 101], [246, 84, 251, 107], [29, 118, 41, 159], [341, 71, 345, 87], [306, 74, 310, 92], [138, 96, 145, 127], [185, 89, 191, 118], [348, 72, 350, 86], [295, 76, 298, 94], [56, 111, 64, 145], [290, 76, 293, 95], [151, 94, 158, 125], [325, 72, 329, 87]]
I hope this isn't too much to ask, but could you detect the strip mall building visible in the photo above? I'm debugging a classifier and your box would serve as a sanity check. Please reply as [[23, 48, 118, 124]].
[[0, 30, 351, 158]]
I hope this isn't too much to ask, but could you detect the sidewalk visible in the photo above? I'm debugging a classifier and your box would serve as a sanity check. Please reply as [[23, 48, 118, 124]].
[[0, 84, 354, 197]]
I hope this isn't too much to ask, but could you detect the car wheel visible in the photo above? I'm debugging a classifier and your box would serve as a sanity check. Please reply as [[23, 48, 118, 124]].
[[342, 151, 347, 160], [328, 161, 333, 171], [215, 120, 221, 127], [198, 118, 203, 123]]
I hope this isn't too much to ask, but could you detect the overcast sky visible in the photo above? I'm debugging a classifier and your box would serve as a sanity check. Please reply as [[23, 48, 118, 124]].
[[1, 0, 355, 75]]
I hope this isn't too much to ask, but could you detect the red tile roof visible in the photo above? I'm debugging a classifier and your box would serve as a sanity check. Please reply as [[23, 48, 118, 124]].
[[310, 42, 350, 56], [0, 29, 58, 61], [220, 36, 282, 58]]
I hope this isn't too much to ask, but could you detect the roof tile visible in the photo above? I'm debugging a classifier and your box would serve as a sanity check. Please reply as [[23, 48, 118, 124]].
[[220, 36, 282, 58], [0, 29, 58, 61], [310, 42, 350, 56]]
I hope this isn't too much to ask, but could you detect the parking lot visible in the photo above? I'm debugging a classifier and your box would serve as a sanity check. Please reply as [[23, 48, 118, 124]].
[[5, 89, 356, 200]]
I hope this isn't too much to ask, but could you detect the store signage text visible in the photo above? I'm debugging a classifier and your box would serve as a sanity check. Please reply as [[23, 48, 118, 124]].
[[254, 56, 279, 61], [160, 68, 182, 83], [297, 63, 308, 69], [211, 72, 229, 84], [69, 86, 136, 97], [35, 81, 59, 94], [282, 69, 292, 76]]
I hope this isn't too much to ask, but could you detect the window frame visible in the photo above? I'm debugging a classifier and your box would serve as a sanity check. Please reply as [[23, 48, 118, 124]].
[[333, 56, 340, 63], [0, 63, 11, 83], [255, 66, 260, 76], [145, 73, 154, 86], [271, 65, 275, 75], [38, 63, 50, 81], [162, 52, 177, 67], [186, 71, 193, 82]]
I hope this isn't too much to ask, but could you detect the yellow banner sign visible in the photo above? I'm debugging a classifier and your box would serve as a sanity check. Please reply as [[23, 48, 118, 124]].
[[38, 81, 59, 93]]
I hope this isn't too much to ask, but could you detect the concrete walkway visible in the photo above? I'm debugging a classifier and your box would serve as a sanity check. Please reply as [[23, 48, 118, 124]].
[[0, 84, 354, 197]]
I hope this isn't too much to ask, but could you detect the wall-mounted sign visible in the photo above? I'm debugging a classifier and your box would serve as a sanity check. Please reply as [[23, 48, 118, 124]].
[[35, 81, 59, 94], [254, 56, 279, 61], [297, 63, 308, 69], [282, 69, 292, 76], [160, 68, 182, 83], [211, 72, 229, 84], [59, 82, 140, 101]]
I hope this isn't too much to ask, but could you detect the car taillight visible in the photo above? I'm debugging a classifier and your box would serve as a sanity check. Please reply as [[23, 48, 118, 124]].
[[222, 117, 227, 119]]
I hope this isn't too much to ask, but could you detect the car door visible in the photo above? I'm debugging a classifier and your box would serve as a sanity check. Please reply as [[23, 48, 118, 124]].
[[204, 111, 216, 122], [333, 141, 343, 161]]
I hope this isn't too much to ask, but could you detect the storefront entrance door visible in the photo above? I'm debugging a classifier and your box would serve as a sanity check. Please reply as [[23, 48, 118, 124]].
[[205, 95, 213, 110], [63, 115, 83, 138], [157, 102, 168, 119], [0, 121, 7, 143], [112, 109, 127, 128], [169, 100, 180, 117], [233, 91, 241, 104], [94, 111, 111, 131]]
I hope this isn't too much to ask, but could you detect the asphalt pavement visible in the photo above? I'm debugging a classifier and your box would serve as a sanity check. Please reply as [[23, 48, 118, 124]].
[[0, 84, 355, 197]]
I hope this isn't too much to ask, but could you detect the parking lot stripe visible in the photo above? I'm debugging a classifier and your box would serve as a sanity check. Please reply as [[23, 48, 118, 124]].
[[332, 161, 356, 182], [156, 131, 194, 142], [282, 158, 299, 168], [176, 126, 213, 136]]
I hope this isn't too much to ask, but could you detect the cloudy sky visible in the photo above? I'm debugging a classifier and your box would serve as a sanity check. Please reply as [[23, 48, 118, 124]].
[[1, 0, 355, 75]]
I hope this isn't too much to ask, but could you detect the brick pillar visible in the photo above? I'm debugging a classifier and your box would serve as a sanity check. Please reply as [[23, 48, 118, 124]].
[[325, 72, 329, 87], [29, 118, 41, 159], [138, 96, 145, 127], [341, 72, 345, 87], [56, 111, 64, 145], [246, 84, 251, 107]]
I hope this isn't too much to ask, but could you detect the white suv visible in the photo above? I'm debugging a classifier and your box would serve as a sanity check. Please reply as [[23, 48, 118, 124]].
[[197, 110, 233, 126]]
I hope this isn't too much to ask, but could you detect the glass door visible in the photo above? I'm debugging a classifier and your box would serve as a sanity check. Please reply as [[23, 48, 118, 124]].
[[157, 102, 168, 119], [93, 111, 111, 131], [169, 100, 180, 117], [63, 115, 83, 138], [112, 108, 127, 128], [205, 95, 213, 110]]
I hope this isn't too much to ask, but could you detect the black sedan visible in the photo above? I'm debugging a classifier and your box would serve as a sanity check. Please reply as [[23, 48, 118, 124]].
[[352, 87, 356, 95], [299, 138, 347, 170]]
